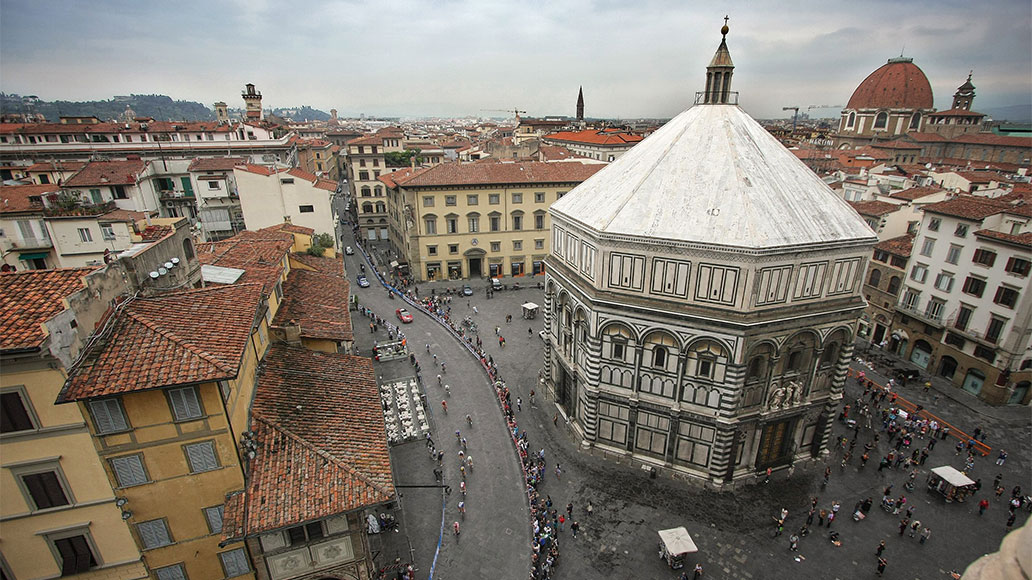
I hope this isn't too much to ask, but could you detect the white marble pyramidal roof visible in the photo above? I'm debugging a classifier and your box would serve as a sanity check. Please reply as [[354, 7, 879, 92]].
[[551, 104, 876, 251]]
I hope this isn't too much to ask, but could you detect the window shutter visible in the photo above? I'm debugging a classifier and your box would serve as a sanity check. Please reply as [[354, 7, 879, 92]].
[[169, 389, 188, 419], [156, 565, 187, 580], [111, 455, 146, 487], [205, 505, 225, 533], [220, 548, 250, 576], [137, 520, 171, 549], [187, 442, 218, 472], [90, 399, 127, 433]]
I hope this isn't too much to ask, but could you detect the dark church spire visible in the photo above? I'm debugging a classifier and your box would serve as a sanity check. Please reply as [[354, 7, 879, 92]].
[[704, 17, 735, 104], [576, 86, 584, 121]]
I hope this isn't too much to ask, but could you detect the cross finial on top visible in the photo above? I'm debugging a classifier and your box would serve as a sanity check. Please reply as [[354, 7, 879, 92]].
[[724, 15, 729, 26]]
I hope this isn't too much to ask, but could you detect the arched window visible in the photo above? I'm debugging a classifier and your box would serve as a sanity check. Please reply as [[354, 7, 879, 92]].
[[886, 276, 901, 295], [868, 269, 881, 287], [787, 351, 803, 372], [182, 238, 194, 261], [375, 202, 386, 213], [362, 202, 373, 213], [360, 186, 372, 197], [820, 343, 839, 366], [747, 356, 766, 381], [653, 346, 668, 368], [874, 112, 888, 130], [847, 111, 856, 128], [909, 112, 921, 130]]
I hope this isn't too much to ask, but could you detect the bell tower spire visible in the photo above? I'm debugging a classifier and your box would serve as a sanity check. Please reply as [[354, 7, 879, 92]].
[[704, 17, 735, 104]]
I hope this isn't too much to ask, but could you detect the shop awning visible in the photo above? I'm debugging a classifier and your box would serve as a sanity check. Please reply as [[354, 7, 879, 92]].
[[18, 252, 49, 260]]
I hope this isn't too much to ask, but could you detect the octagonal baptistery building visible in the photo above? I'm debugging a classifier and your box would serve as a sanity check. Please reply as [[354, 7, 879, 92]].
[[542, 27, 877, 488]]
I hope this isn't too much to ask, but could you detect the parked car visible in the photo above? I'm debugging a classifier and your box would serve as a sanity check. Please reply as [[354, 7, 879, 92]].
[[357, 275, 370, 288], [491, 278, 502, 291], [462, 285, 473, 296], [396, 308, 413, 323], [345, 246, 354, 255]]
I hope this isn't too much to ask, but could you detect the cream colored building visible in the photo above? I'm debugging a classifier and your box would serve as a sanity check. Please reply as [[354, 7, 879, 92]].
[[234, 165, 339, 247], [1, 268, 147, 580], [380, 160, 603, 281]]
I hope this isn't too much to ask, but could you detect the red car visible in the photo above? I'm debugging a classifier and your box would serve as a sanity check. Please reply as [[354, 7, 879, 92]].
[[396, 308, 413, 323]]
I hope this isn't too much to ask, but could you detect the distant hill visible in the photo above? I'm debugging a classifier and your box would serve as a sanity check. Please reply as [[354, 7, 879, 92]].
[[981, 104, 1032, 124], [0, 93, 214, 121], [272, 106, 330, 122]]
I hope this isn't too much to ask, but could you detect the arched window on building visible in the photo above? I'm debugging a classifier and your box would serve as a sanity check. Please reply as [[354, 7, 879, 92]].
[[886, 276, 901, 295], [909, 112, 921, 130], [868, 269, 881, 287], [846, 111, 856, 128], [182, 238, 194, 261], [874, 112, 888, 130], [361, 186, 372, 197]]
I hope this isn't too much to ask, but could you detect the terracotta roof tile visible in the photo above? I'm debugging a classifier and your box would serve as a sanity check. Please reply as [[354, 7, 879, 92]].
[[287, 167, 318, 182], [888, 186, 945, 201], [58, 284, 263, 402], [25, 161, 86, 173], [188, 157, 247, 172], [221, 345, 394, 539], [974, 229, 1032, 248], [922, 197, 1008, 220], [235, 164, 278, 176], [0, 268, 92, 353], [99, 209, 148, 223], [388, 160, 603, 188], [928, 108, 985, 118], [0, 184, 60, 213], [289, 252, 345, 277], [848, 200, 898, 216], [874, 233, 914, 257], [272, 269, 353, 342], [64, 159, 147, 187], [196, 231, 293, 292], [544, 129, 643, 147], [139, 225, 173, 241], [258, 223, 315, 236]]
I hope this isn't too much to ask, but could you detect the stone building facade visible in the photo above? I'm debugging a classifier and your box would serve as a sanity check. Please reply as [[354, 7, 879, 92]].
[[542, 26, 877, 487]]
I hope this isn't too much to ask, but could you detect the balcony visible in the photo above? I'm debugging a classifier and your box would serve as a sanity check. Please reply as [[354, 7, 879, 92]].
[[265, 536, 355, 580], [43, 200, 116, 218], [897, 302, 944, 327], [158, 189, 195, 201]]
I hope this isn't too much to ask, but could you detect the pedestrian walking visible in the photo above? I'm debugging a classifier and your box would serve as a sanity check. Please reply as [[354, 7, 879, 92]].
[[773, 516, 785, 537], [1006, 513, 1016, 530], [558, 514, 565, 532], [453, 521, 460, 537], [979, 498, 989, 515], [920, 526, 931, 544], [997, 450, 1008, 465], [827, 510, 835, 528], [553, 413, 559, 427], [789, 534, 799, 551], [517, 397, 522, 412], [567, 503, 573, 518], [806, 508, 815, 526], [877, 557, 887, 576], [571, 520, 579, 538], [555, 464, 562, 479], [876, 540, 886, 556], [818, 509, 826, 527], [764, 467, 772, 484], [586, 502, 593, 517], [909, 520, 921, 537], [530, 389, 536, 405], [898, 518, 909, 536], [692, 563, 704, 579]]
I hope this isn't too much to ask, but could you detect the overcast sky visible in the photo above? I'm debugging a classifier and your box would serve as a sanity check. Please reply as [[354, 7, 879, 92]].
[[1, 0, 1029, 120]]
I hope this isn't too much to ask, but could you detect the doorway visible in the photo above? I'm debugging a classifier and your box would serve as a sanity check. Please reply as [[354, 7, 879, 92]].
[[910, 340, 932, 369], [872, 323, 887, 346], [962, 369, 985, 396], [469, 258, 482, 278], [556, 364, 577, 419], [756, 418, 795, 468], [1009, 381, 1030, 405]]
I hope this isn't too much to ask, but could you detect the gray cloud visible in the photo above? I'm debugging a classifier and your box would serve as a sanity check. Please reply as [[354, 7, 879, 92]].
[[1, 0, 1028, 119]]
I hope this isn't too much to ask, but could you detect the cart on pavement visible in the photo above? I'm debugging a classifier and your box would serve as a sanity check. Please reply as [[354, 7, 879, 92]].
[[927, 465, 976, 503], [522, 302, 539, 320], [658, 527, 698, 569]]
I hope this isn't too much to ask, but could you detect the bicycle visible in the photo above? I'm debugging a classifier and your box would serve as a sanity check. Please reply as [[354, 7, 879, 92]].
[[455, 430, 461, 442], [445, 385, 451, 396], [441, 400, 448, 414], [461, 437, 467, 450], [466, 414, 473, 426]]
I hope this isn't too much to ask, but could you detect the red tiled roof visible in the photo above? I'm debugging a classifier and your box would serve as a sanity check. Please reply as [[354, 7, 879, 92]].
[[905, 132, 948, 143], [188, 157, 247, 173], [315, 179, 337, 191], [847, 58, 934, 110], [25, 161, 86, 173], [64, 159, 147, 187], [289, 252, 345, 277], [874, 234, 914, 257], [235, 164, 279, 176], [221, 345, 394, 539], [287, 167, 318, 182], [948, 133, 1032, 147], [543, 129, 643, 147], [848, 200, 898, 216], [0, 268, 92, 353], [949, 170, 998, 183], [58, 284, 263, 402], [889, 186, 945, 201], [272, 269, 352, 342], [388, 160, 603, 188], [99, 209, 148, 223], [922, 197, 1008, 220], [347, 134, 386, 146], [139, 225, 173, 241], [928, 108, 985, 118], [259, 223, 315, 236], [974, 229, 1032, 248], [871, 140, 921, 150], [0, 184, 60, 213], [196, 231, 293, 292]]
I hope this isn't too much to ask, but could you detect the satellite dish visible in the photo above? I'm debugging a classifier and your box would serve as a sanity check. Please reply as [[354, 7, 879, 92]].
[[158, 267, 168, 275], [149, 271, 159, 279], [164, 262, 173, 269]]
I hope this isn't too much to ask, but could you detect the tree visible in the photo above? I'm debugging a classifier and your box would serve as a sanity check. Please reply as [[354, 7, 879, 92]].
[[306, 232, 335, 257]]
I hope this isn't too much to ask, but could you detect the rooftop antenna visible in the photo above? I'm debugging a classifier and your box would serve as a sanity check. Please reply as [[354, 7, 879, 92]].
[[900, 43, 905, 57]]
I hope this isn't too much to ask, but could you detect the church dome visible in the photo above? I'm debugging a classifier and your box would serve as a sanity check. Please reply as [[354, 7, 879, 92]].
[[551, 104, 875, 251], [846, 57, 933, 110]]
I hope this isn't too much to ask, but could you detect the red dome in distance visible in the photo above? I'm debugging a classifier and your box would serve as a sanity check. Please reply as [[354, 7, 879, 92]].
[[847, 57, 934, 110]]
